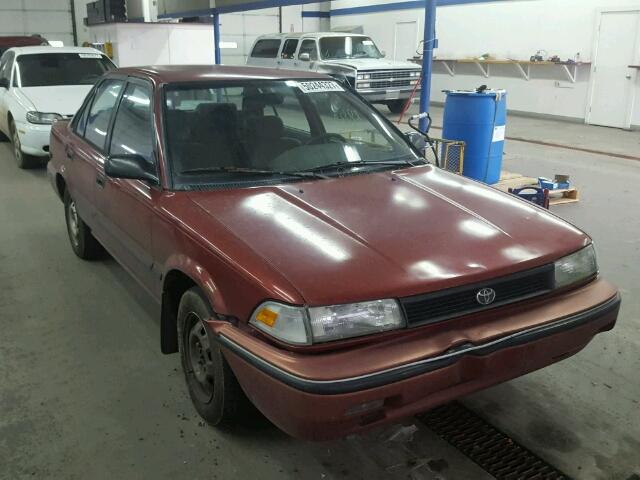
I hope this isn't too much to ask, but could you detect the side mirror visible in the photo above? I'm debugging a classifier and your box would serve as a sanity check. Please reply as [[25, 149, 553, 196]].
[[380, 51, 386, 58], [0, 78, 9, 89], [105, 154, 159, 184], [404, 131, 427, 152], [298, 52, 310, 62]]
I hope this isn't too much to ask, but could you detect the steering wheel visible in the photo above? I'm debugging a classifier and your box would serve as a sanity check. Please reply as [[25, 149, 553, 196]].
[[304, 133, 347, 146]]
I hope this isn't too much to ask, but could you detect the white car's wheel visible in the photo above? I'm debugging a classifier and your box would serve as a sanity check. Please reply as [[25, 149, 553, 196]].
[[10, 119, 38, 169]]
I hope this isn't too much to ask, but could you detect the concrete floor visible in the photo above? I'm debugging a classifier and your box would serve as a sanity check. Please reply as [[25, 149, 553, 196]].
[[1, 112, 639, 480]]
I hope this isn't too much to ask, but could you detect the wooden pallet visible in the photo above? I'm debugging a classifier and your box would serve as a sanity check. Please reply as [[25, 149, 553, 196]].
[[492, 171, 580, 205]]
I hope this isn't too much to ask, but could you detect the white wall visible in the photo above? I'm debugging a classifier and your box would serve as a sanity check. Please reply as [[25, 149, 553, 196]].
[[0, 0, 74, 46], [87, 23, 215, 66], [331, 0, 640, 126]]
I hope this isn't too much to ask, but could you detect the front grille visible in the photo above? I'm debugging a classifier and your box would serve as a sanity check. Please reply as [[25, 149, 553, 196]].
[[361, 69, 416, 80], [370, 79, 412, 88], [401, 264, 555, 327]]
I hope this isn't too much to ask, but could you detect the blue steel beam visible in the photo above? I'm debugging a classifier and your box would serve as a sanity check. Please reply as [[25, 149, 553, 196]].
[[213, 12, 221, 64], [419, 0, 437, 132]]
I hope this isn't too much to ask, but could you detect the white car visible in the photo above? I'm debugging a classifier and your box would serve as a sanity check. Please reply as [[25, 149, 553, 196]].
[[246, 33, 422, 113], [0, 46, 115, 168]]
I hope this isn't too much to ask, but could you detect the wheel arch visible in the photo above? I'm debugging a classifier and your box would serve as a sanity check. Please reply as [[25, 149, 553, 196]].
[[54, 173, 66, 200]]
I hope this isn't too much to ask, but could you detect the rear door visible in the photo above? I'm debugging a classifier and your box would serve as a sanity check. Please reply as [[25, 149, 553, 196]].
[[0, 51, 15, 134], [278, 38, 299, 70], [67, 78, 124, 231], [99, 78, 159, 296]]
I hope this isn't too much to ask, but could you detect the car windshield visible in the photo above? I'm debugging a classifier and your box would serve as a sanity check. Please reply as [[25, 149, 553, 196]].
[[319, 36, 383, 60], [15, 53, 114, 87], [164, 79, 420, 188]]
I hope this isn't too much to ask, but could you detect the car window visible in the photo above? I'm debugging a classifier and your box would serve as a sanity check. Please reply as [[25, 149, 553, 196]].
[[281, 39, 298, 59], [14, 53, 115, 87], [250, 39, 281, 58], [319, 36, 383, 60], [110, 83, 154, 164], [298, 39, 318, 60], [71, 89, 95, 137], [0, 51, 14, 84], [84, 79, 124, 151]]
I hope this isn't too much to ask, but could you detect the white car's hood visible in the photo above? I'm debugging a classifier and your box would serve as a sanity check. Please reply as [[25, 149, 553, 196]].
[[324, 58, 420, 71], [17, 85, 93, 116]]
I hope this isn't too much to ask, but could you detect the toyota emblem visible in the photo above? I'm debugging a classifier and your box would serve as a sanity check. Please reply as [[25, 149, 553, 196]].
[[476, 288, 496, 306]]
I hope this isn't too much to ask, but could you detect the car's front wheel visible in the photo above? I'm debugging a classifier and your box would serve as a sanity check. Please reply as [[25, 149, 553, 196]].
[[177, 287, 252, 427], [387, 99, 408, 114], [10, 119, 38, 169], [64, 190, 104, 260]]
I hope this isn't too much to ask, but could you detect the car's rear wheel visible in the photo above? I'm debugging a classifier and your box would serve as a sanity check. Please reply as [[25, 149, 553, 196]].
[[387, 99, 407, 114], [64, 190, 104, 260], [10, 119, 38, 169], [177, 287, 252, 427]]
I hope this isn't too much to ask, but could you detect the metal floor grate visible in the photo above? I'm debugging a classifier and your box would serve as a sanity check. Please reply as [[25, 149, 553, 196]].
[[417, 402, 571, 480]]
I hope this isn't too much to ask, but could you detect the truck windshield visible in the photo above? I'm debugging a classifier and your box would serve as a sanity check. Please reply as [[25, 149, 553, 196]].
[[15, 53, 115, 87], [164, 79, 419, 188], [319, 36, 383, 60]]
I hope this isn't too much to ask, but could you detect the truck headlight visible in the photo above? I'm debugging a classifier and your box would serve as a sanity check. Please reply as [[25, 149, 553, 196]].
[[356, 73, 371, 80], [249, 299, 404, 345], [554, 244, 598, 289], [26, 111, 63, 125]]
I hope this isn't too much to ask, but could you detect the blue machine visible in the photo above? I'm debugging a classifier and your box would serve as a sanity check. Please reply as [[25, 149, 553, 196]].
[[442, 89, 507, 184]]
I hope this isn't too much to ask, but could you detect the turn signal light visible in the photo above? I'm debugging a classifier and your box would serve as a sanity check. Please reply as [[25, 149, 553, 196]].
[[255, 308, 278, 327]]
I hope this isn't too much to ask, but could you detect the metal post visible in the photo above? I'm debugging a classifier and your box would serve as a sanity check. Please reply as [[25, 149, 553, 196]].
[[419, 0, 437, 132], [213, 12, 221, 65]]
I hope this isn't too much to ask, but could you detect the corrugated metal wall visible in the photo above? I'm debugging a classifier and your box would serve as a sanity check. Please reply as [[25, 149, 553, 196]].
[[0, 0, 75, 46]]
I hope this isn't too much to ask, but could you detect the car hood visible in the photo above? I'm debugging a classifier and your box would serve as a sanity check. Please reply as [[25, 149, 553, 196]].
[[17, 85, 93, 116], [187, 166, 589, 305], [325, 58, 420, 71]]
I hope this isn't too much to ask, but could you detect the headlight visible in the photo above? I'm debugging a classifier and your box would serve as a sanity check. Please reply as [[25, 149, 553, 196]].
[[357, 73, 371, 80], [411, 71, 421, 77], [249, 299, 404, 345], [26, 111, 62, 125], [554, 244, 598, 289]]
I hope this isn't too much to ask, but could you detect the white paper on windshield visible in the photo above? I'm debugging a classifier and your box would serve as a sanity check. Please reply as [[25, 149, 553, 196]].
[[492, 125, 506, 142], [362, 40, 374, 45], [296, 80, 344, 93], [78, 53, 102, 59]]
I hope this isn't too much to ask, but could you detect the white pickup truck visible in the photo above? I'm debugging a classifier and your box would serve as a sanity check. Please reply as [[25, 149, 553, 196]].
[[246, 32, 421, 113]]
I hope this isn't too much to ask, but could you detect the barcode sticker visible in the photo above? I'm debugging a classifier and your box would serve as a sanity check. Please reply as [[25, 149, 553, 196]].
[[296, 80, 344, 93], [492, 125, 506, 142]]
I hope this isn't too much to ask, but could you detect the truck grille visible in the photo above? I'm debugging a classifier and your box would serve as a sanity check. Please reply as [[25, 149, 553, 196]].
[[400, 264, 555, 327], [358, 69, 419, 90]]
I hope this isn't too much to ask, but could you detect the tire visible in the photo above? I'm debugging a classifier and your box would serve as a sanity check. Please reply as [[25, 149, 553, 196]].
[[64, 190, 104, 260], [387, 99, 407, 114], [177, 287, 252, 427], [10, 119, 39, 169]]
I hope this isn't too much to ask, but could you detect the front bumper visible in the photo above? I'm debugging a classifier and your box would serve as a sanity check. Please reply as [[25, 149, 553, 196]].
[[357, 87, 420, 102], [211, 280, 620, 440], [15, 120, 51, 157]]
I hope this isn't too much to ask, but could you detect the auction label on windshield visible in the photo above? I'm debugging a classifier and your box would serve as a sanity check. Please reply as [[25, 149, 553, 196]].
[[78, 53, 103, 59], [296, 81, 344, 93]]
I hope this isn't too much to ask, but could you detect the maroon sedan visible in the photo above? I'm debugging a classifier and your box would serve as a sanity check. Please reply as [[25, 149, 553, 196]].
[[47, 66, 620, 441]]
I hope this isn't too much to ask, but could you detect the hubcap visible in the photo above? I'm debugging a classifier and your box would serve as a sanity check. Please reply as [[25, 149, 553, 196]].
[[186, 313, 215, 402], [67, 200, 80, 248], [12, 128, 22, 165]]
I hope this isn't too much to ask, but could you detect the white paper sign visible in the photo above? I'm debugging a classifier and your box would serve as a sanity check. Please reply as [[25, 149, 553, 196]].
[[492, 125, 506, 142], [296, 80, 344, 93], [362, 40, 374, 45], [78, 53, 102, 59]]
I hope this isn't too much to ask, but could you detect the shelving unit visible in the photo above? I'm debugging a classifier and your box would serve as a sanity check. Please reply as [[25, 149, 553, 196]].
[[430, 58, 591, 83]]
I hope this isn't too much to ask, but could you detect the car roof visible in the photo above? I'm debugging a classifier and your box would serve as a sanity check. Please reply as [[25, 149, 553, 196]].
[[0, 35, 47, 47], [111, 65, 331, 83], [256, 32, 368, 40], [10, 46, 105, 56]]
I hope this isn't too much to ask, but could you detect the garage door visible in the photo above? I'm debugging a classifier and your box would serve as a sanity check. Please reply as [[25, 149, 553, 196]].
[[0, 0, 75, 47]]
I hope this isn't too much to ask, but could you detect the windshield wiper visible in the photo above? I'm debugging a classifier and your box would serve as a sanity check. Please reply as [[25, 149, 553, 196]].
[[299, 158, 424, 173], [179, 166, 329, 180]]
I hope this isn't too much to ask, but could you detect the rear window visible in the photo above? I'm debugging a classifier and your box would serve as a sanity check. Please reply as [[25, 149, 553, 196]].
[[251, 39, 281, 58], [15, 53, 115, 87]]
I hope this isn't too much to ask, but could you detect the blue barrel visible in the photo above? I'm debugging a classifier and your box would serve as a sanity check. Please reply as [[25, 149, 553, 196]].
[[442, 90, 507, 184]]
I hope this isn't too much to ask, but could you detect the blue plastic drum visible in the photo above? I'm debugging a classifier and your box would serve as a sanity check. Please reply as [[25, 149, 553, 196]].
[[442, 90, 507, 184]]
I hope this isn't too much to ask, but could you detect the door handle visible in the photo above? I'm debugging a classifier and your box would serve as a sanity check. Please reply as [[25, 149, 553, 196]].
[[65, 146, 75, 160], [96, 173, 106, 188]]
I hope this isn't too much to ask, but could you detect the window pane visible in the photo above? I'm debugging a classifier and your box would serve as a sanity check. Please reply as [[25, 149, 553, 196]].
[[110, 83, 153, 162], [281, 39, 298, 59], [251, 39, 281, 58], [299, 40, 317, 60], [85, 80, 123, 150], [15, 53, 115, 87], [73, 92, 93, 137]]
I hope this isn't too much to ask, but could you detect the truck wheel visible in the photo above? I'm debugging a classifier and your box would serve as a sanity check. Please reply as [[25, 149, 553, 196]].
[[10, 119, 38, 169], [387, 100, 407, 114], [64, 190, 104, 260], [177, 287, 252, 427]]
